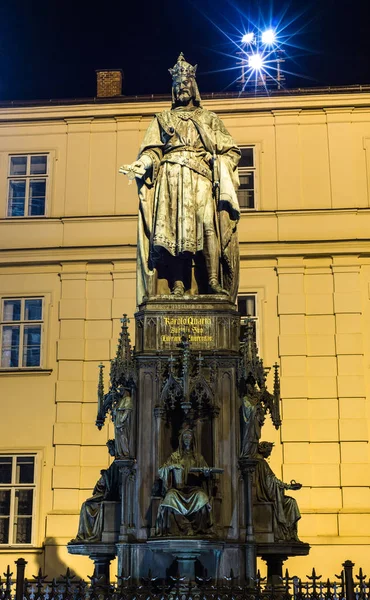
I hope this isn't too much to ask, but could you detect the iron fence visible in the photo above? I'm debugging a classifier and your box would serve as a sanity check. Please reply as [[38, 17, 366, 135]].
[[0, 559, 368, 600]]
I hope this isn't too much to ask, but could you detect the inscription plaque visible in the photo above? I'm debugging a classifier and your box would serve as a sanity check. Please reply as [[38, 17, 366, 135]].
[[161, 316, 214, 348], [135, 296, 240, 353]]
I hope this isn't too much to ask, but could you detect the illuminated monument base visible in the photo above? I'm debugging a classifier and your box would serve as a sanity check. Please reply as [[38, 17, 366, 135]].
[[68, 294, 309, 584]]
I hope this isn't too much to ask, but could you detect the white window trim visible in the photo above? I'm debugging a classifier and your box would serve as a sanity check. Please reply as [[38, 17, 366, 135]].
[[0, 149, 56, 219], [0, 293, 52, 372], [238, 144, 259, 211], [7, 153, 50, 218], [0, 453, 38, 547]]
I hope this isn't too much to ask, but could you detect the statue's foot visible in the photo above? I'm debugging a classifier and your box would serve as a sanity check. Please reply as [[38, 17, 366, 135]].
[[209, 279, 228, 295], [172, 281, 185, 296]]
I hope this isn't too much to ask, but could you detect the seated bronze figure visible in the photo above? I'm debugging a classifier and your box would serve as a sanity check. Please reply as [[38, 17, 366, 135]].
[[255, 441, 302, 543], [70, 446, 119, 544], [156, 429, 213, 536]]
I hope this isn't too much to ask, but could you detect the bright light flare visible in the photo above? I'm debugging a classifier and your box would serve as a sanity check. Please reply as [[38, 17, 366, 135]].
[[242, 32, 254, 44], [248, 53, 264, 70], [262, 28, 276, 45]]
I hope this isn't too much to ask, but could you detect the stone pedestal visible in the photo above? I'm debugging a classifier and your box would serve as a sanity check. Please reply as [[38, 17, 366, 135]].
[[101, 501, 120, 544], [259, 542, 310, 588], [67, 544, 116, 582], [148, 539, 224, 583]]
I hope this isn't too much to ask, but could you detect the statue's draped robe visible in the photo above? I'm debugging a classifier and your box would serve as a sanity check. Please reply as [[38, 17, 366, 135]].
[[240, 396, 263, 458], [113, 392, 133, 458], [255, 457, 301, 542], [136, 106, 240, 303], [74, 462, 120, 543], [156, 449, 212, 535]]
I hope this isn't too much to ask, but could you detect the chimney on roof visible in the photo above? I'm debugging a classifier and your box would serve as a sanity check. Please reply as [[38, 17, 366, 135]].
[[96, 69, 123, 98]]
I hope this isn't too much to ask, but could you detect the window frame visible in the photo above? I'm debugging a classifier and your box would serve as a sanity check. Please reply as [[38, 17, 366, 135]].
[[238, 145, 258, 211], [0, 453, 38, 547], [6, 153, 50, 218], [0, 297, 44, 370], [237, 292, 260, 349]]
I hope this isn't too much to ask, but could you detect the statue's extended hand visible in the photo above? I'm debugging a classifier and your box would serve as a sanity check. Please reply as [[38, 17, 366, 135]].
[[119, 161, 147, 180], [288, 479, 302, 490]]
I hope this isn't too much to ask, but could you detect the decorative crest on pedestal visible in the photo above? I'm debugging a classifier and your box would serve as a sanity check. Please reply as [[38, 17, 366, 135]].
[[157, 335, 217, 423]]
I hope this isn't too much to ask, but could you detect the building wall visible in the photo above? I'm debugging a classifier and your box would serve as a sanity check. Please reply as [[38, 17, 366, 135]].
[[0, 92, 369, 577]]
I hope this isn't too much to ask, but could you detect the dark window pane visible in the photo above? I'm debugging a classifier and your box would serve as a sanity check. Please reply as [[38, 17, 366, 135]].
[[25, 299, 42, 321], [1, 326, 20, 367], [10, 156, 27, 176], [239, 172, 254, 189], [3, 299, 21, 321], [237, 189, 255, 209], [14, 517, 32, 544], [239, 147, 254, 168], [0, 490, 11, 515], [30, 155, 47, 175], [15, 489, 33, 516], [16, 457, 34, 484], [28, 180, 46, 216], [0, 460, 12, 484], [22, 326, 41, 367], [238, 295, 256, 317], [238, 172, 255, 209], [8, 181, 26, 217], [0, 518, 9, 544]]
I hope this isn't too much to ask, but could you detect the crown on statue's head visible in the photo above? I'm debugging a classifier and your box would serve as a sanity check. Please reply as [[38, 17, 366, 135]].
[[169, 53, 197, 81]]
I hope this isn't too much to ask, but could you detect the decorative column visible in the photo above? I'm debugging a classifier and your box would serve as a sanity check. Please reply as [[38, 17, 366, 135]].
[[116, 459, 136, 542], [90, 552, 115, 581], [115, 459, 135, 577], [153, 406, 165, 470], [238, 457, 258, 585]]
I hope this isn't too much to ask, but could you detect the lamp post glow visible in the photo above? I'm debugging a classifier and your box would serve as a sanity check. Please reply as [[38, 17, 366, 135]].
[[242, 32, 255, 44], [261, 28, 276, 45], [248, 53, 264, 70], [238, 23, 285, 91]]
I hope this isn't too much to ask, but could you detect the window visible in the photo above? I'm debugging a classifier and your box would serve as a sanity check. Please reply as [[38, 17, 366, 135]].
[[237, 147, 256, 210], [7, 154, 48, 217], [1, 298, 43, 368], [0, 455, 36, 545], [238, 294, 259, 346]]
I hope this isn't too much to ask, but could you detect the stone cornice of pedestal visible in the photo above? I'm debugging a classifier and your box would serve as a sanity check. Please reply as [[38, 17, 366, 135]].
[[257, 541, 310, 558], [67, 543, 117, 557], [147, 538, 225, 556]]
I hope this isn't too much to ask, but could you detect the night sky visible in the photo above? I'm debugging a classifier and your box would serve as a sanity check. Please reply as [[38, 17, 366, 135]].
[[0, 0, 369, 101]]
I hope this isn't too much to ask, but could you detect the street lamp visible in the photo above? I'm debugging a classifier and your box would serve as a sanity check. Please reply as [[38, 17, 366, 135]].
[[241, 32, 255, 45], [261, 28, 276, 45], [248, 53, 264, 70], [238, 25, 285, 91]]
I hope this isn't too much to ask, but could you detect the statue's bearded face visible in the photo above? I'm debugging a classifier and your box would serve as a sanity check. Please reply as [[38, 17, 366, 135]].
[[173, 77, 194, 105]]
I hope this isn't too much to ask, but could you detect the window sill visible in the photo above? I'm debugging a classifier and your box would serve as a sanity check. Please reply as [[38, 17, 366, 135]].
[[4, 215, 47, 220], [0, 546, 43, 552], [0, 368, 52, 376]]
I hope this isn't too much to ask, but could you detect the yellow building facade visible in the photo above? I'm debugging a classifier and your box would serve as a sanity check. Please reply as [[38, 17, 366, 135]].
[[0, 88, 369, 578]]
